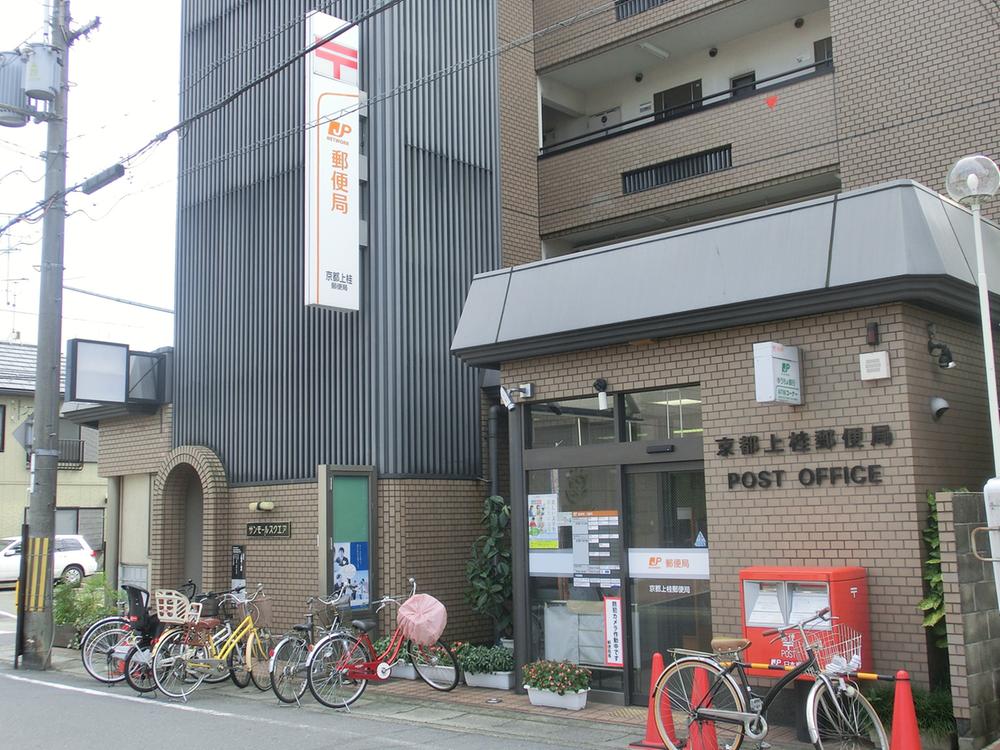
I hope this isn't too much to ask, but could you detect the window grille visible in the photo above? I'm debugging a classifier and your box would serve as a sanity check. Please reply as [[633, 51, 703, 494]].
[[615, 0, 670, 21]]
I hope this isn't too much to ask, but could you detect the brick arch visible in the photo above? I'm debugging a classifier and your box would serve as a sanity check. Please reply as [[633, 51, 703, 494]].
[[151, 445, 229, 592]]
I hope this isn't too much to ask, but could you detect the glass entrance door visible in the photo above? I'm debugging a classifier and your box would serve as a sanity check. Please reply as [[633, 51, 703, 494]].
[[625, 465, 711, 702]]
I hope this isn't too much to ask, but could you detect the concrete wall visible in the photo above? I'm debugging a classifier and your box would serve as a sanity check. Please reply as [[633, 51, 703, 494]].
[[938, 491, 1000, 750], [501, 303, 995, 687]]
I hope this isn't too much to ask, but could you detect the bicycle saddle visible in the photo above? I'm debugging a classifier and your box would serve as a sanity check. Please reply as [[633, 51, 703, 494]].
[[711, 637, 751, 654], [352, 619, 377, 633]]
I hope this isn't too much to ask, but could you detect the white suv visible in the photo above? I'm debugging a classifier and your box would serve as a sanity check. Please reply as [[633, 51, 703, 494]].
[[0, 534, 99, 586]]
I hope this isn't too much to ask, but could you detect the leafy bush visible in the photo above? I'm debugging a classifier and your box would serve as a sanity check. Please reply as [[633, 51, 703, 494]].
[[917, 491, 947, 649], [52, 573, 122, 646], [522, 660, 591, 695], [458, 644, 514, 675], [865, 685, 956, 739], [465, 495, 512, 640]]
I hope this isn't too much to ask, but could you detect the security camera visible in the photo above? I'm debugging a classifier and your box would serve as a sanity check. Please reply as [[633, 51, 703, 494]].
[[500, 386, 516, 412], [928, 340, 956, 369], [634, 72, 643, 82], [709, 47, 718, 58], [930, 396, 950, 421], [794, 17, 804, 28]]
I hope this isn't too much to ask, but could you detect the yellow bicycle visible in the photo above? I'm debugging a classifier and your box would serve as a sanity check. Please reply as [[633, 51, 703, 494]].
[[151, 585, 273, 700]]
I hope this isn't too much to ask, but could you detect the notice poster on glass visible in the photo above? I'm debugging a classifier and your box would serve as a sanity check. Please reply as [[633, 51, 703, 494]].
[[604, 596, 623, 667], [572, 510, 621, 588], [334, 540, 370, 608], [528, 493, 559, 549]]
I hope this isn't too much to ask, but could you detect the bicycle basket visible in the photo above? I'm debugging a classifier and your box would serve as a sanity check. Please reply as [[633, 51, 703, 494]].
[[314, 602, 341, 630], [790, 623, 862, 674], [248, 594, 272, 628], [197, 595, 219, 618]]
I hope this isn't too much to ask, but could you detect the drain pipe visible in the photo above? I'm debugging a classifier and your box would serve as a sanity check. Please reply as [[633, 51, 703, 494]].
[[489, 404, 502, 497]]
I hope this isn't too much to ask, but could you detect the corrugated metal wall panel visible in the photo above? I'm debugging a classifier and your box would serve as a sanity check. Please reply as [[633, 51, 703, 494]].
[[175, 0, 499, 484]]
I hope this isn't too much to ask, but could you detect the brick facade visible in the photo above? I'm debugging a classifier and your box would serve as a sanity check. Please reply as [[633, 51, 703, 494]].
[[98, 406, 173, 477], [501, 304, 995, 688], [537, 73, 837, 236]]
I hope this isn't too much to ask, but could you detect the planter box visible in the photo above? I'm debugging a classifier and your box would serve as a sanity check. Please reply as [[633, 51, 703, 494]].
[[499, 638, 514, 652], [465, 670, 514, 690], [525, 686, 589, 710], [418, 665, 458, 684], [390, 662, 416, 680], [52, 624, 79, 649]]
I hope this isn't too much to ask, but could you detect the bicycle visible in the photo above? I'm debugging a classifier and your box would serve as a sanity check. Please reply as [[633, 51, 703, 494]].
[[122, 586, 238, 694], [151, 584, 273, 701], [269, 583, 352, 703], [652, 607, 888, 750], [306, 578, 459, 708]]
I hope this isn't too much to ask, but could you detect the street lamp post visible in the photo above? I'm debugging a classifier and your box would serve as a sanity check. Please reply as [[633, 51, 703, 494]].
[[946, 154, 1000, 607]]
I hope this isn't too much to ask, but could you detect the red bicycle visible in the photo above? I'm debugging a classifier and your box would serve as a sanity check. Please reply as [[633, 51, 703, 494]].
[[305, 577, 459, 708]]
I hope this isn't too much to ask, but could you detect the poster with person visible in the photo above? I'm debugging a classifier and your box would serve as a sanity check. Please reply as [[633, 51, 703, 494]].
[[333, 540, 370, 608]]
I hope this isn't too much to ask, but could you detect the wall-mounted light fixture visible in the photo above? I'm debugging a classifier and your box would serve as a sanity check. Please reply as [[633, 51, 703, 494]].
[[639, 41, 670, 61], [594, 378, 610, 410], [248, 500, 275, 512]]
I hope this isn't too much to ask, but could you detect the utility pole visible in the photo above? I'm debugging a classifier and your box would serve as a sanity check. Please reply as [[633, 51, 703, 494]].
[[22, 0, 71, 670]]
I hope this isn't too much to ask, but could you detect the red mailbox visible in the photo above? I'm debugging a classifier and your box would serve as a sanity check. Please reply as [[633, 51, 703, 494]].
[[739, 566, 871, 677]]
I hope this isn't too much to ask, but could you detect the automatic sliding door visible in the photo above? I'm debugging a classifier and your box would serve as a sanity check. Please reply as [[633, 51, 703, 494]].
[[625, 466, 710, 702]]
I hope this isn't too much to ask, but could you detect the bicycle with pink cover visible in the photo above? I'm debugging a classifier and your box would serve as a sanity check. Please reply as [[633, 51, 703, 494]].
[[305, 577, 458, 708]]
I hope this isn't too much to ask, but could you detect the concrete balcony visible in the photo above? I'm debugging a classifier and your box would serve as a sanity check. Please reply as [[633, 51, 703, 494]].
[[536, 70, 838, 241]]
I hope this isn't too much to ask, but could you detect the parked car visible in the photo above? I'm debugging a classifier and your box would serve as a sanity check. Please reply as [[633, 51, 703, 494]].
[[0, 534, 99, 586]]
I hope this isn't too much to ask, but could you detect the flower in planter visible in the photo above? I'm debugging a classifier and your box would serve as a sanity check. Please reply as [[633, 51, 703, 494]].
[[522, 659, 591, 696]]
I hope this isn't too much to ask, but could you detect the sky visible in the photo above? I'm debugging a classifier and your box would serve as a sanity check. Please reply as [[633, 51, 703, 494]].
[[0, 0, 180, 353]]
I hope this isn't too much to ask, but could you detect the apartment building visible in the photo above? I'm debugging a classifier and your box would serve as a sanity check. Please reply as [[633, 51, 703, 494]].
[[454, 0, 1000, 727]]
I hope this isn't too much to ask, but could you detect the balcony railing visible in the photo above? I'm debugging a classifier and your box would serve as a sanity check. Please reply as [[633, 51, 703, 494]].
[[58, 439, 85, 470], [540, 60, 833, 157]]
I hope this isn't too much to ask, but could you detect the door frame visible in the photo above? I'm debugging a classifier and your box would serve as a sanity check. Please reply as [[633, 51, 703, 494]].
[[321, 465, 377, 617]]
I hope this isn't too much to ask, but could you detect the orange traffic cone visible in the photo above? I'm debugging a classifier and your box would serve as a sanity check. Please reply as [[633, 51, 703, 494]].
[[688, 667, 719, 750], [889, 671, 922, 750], [630, 652, 676, 749]]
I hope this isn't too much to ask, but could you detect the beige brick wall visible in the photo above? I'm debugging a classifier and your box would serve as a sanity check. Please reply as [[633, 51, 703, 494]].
[[149, 464, 492, 642], [499, 0, 542, 266], [537, 73, 837, 235], [99, 406, 173, 477], [501, 303, 994, 687], [830, 0, 1000, 223], [533, 0, 737, 72]]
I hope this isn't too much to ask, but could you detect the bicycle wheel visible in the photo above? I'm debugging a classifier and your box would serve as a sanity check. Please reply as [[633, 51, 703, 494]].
[[227, 637, 252, 688], [808, 680, 889, 750], [152, 629, 209, 700], [271, 636, 309, 703], [652, 657, 747, 750], [307, 633, 369, 708], [123, 645, 156, 694], [248, 630, 274, 691], [81, 626, 132, 684], [79, 616, 127, 657], [408, 639, 459, 691]]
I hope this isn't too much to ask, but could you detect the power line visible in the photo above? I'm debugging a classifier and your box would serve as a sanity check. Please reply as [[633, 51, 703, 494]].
[[63, 285, 173, 313]]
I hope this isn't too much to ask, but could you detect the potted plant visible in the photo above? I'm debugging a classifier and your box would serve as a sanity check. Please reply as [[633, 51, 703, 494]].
[[52, 572, 121, 648], [523, 660, 591, 710], [374, 636, 416, 679], [461, 644, 515, 690], [465, 495, 513, 644]]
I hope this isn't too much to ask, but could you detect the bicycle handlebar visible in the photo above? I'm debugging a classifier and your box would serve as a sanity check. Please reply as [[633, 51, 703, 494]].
[[761, 607, 831, 637]]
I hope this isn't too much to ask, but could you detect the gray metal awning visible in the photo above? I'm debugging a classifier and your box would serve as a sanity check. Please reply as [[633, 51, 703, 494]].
[[452, 180, 1000, 367]]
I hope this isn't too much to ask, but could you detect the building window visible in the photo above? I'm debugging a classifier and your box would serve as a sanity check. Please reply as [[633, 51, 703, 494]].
[[653, 80, 702, 122], [624, 386, 702, 442], [526, 396, 617, 449], [814, 37, 833, 71], [614, 0, 671, 21], [730, 71, 756, 100], [622, 146, 732, 194]]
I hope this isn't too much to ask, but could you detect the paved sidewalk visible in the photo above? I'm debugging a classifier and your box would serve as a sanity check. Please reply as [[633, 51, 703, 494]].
[[10, 647, 813, 750]]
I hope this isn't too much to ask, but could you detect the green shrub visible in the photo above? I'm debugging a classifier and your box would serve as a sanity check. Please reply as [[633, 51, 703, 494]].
[[865, 684, 956, 739], [52, 573, 122, 647], [465, 495, 512, 640], [458, 644, 514, 675]]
